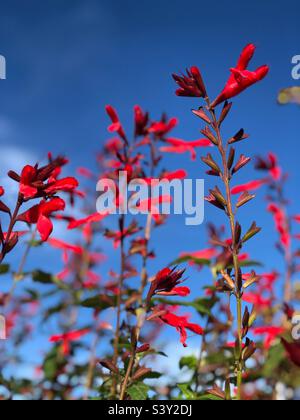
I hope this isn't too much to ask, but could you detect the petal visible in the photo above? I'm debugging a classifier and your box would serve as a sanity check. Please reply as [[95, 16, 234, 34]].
[[45, 177, 79, 194], [20, 184, 38, 199], [20, 165, 37, 184], [37, 214, 53, 241], [39, 198, 65, 216]]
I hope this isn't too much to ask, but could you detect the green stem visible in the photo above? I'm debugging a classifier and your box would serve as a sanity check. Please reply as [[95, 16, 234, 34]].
[[206, 98, 243, 400]]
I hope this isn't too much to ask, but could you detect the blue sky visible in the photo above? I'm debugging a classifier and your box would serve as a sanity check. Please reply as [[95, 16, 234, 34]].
[[0, 0, 300, 383]]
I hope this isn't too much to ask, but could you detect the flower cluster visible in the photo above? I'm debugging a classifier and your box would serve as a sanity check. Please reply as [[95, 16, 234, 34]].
[[172, 43, 270, 400], [0, 155, 78, 263]]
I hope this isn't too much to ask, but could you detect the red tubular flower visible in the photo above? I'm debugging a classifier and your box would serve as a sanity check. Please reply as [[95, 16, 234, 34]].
[[49, 329, 90, 356], [172, 66, 207, 97], [243, 293, 272, 310], [231, 179, 266, 195], [105, 105, 127, 143], [47, 238, 83, 254], [0, 186, 4, 196], [260, 271, 279, 292], [211, 44, 269, 108], [14, 157, 78, 200], [18, 198, 65, 241], [146, 267, 189, 304], [252, 326, 285, 350], [77, 167, 94, 179], [282, 339, 300, 367], [134, 105, 149, 137], [68, 212, 109, 229], [159, 312, 203, 347], [255, 153, 282, 181], [20, 165, 39, 199], [268, 203, 290, 249], [45, 177, 79, 195], [160, 137, 211, 160], [180, 248, 217, 261], [161, 169, 187, 181], [148, 116, 178, 138]]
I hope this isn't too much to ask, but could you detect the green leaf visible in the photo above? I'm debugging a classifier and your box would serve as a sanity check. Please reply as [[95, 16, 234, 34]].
[[80, 294, 117, 311], [28, 239, 43, 248], [32, 270, 55, 284], [262, 343, 285, 377], [127, 383, 150, 400], [238, 260, 263, 268], [198, 394, 224, 401], [141, 371, 162, 380], [0, 264, 10, 275], [179, 355, 198, 370], [177, 383, 196, 400], [170, 256, 211, 267], [155, 297, 213, 317]]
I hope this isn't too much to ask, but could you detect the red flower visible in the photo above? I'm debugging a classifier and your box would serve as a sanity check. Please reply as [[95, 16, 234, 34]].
[[252, 326, 285, 350], [105, 137, 123, 154], [144, 170, 187, 186], [282, 339, 300, 367], [68, 212, 109, 229], [260, 271, 279, 292], [161, 169, 187, 181], [231, 180, 266, 195], [172, 66, 207, 97], [160, 137, 211, 160], [47, 238, 84, 255], [0, 186, 4, 196], [14, 158, 78, 200], [18, 198, 65, 241], [134, 105, 149, 137], [211, 44, 269, 108], [20, 165, 39, 199], [255, 153, 282, 181], [106, 105, 127, 143], [44, 177, 79, 195], [180, 248, 217, 261], [148, 116, 178, 138], [243, 293, 272, 310], [105, 222, 141, 249], [49, 329, 90, 355], [268, 203, 290, 249], [159, 312, 203, 347], [146, 267, 189, 304], [77, 167, 94, 179]]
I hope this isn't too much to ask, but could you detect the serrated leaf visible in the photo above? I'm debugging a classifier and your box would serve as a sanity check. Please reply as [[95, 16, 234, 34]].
[[127, 383, 150, 400]]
